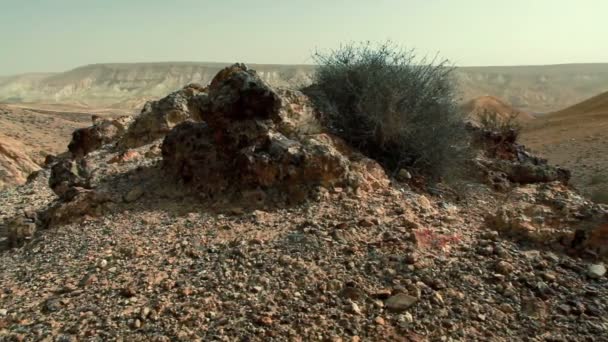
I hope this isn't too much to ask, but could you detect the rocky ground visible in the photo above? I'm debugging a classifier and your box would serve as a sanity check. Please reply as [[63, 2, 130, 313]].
[[0, 104, 131, 188], [1, 64, 607, 341]]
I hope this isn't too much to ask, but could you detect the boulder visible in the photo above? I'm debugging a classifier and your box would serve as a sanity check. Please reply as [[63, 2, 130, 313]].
[[206, 63, 281, 129], [40, 188, 111, 228], [1, 214, 37, 248], [49, 159, 91, 199], [119, 84, 206, 148], [161, 64, 384, 197], [68, 116, 131, 158]]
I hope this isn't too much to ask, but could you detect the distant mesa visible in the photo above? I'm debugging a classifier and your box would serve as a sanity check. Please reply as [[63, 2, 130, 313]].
[[2, 62, 608, 112]]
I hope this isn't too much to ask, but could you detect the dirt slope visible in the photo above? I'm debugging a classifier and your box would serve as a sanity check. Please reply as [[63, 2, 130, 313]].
[[521, 91, 608, 201], [0, 135, 40, 188], [0, 104, 130, 188]]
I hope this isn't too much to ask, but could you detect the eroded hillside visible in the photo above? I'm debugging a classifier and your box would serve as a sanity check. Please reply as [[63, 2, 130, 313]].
[[521, 91, 608, 202], [2, 63, 608, 113]]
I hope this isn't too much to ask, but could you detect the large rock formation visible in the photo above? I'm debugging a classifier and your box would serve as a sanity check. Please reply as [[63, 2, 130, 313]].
[[161, 64, 383, 197], [119, 84, 206, 148], [68, 116, 132, 158]]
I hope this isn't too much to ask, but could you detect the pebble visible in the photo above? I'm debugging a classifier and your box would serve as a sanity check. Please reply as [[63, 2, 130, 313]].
[[399, 312, 414, 324], [124, 186, 145, 203], [385, 293, 418, 313], [374, 316, 385, 325], [349, 302, 362, 315], [0, 309, 7, 316], [496, 261, 515, 275], [587, 264, 606, 279]]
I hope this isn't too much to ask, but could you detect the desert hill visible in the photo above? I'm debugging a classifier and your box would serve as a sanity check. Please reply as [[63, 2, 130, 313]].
[[521, 91, 608, 201], [463, 95, 535, 125], [0, 64, 606, 340], [2, 62, 608, 112]]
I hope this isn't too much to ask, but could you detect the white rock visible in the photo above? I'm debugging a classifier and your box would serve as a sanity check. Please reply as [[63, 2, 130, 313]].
[[0, 309, 7, 316], [350, 302, 362, 315], [588, 264, 606, 279]]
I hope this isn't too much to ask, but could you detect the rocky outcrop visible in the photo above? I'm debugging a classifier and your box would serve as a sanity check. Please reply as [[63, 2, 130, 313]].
[[162, 64, 385, 197], [68, 116, 132, 158], [40, 187, 111, 228], [49, 159, 91, 199], [469, 125, 571, 190], [486, 182, 608, 255], [119, 84, 206, 148]]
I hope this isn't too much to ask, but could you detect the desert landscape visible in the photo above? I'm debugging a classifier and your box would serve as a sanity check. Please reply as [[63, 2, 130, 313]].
[[1, 1, 608, 340], [0, 61, 606, 341]]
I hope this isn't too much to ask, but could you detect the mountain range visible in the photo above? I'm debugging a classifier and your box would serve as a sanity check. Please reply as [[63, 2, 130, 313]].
[[2, 62, 608, 113]]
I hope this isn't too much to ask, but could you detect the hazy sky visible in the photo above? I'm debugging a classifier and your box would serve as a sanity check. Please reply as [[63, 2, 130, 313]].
[[1, 0, 607, 75]]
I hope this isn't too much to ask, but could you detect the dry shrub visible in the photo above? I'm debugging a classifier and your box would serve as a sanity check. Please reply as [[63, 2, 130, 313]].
[[478, 109, 522, 139], [305, 41, 470, 179]]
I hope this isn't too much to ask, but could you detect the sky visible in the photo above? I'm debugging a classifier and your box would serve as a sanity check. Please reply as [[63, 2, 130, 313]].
[[1, 0, 607, 75]]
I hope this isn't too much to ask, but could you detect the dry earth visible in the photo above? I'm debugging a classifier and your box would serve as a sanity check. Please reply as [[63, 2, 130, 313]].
[[0, 64, 606, 342], [521, 91, 608, 202]]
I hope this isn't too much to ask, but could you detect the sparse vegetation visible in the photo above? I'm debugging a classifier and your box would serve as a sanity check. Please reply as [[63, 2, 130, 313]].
[[306, 41, 469, 179], [478, 109, 522, 138]]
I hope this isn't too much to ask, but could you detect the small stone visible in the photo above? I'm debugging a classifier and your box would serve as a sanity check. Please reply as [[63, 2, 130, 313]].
[[385, 293, 418, 313], [495, 260, 515, 275], [140, 307, 151, 319], [358, 218, 374, 227], [374, 316, 385, 325], [433, 292, 444, 305], [340, 286, 365, 300], [397, 169, 412, 181], [399, 312, 414, 324], [499, 303, 515, 314], [587, 264, 606, 279], [349, 302, 362, 315], [124, 186, 145, 203], [99, 259, 108, 269], [133, 319, 142, 329], [542, 272, 557, 282], [251, 286, 263, 293], [0, 309, 7, 316], [558, 304, 571, 314], [257, 316, 273, 326]]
